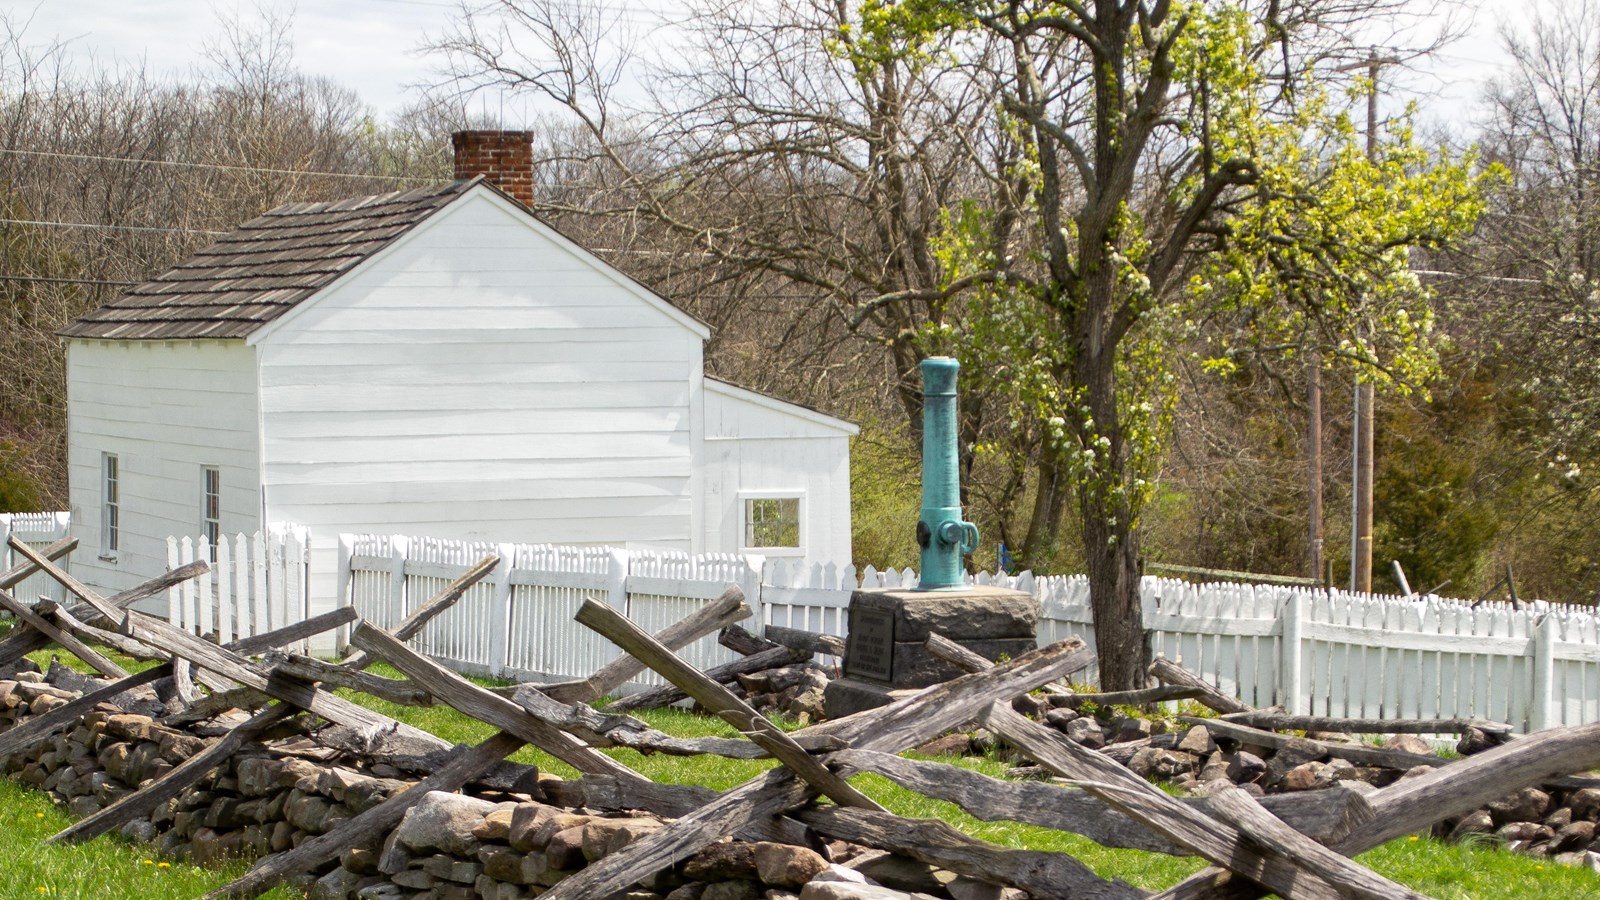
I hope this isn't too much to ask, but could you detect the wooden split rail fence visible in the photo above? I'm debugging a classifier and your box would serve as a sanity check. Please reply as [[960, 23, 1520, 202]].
[[339, 530, 1600, 732], [6, 532, 1600, 899]]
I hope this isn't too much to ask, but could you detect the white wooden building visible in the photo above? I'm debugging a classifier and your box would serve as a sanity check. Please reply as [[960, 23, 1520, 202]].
[[61, 132, 855, 607]]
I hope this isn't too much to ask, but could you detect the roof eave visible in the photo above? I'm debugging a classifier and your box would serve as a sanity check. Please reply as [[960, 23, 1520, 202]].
[[706, 378, 859, 436]]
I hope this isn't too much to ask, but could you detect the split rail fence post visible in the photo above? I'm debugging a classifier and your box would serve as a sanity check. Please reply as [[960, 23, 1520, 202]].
[[1280, 590, 1306, 715], [1532, 614, 1556, 732], [486, 543, 517, 678]]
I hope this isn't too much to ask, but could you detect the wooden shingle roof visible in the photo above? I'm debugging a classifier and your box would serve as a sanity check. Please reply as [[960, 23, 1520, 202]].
[[61, 179, 475, 340]]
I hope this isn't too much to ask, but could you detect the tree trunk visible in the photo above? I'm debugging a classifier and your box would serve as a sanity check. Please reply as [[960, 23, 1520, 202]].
[[1083, 510, 1146, 691], [1073, 267, 1148, 691]]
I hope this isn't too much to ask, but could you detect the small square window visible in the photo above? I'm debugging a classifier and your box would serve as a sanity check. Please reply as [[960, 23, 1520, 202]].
[[744, 497, 800, 549]]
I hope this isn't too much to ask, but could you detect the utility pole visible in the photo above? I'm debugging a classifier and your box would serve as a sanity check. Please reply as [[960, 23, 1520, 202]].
[[1339, 49, 1395, 594], [1353, 324, 1373, 593], [1307, 356, 1323, 586]]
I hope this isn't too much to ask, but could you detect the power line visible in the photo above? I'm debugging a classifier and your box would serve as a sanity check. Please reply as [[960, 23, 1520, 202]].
[[0, 148, 421, 182], [0, 146, 771, 195], [0, 274, 136, 287], [0, 217, 226, 236]]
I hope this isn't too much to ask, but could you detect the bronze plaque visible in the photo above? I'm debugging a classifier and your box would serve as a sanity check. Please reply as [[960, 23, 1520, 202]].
[[844, 606, 895, 682]]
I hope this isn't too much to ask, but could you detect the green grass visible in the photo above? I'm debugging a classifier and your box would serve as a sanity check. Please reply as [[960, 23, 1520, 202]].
[[7, 634, 1600, 897], [0, 778, 300, 898], [1356, 834, 1600, 899]]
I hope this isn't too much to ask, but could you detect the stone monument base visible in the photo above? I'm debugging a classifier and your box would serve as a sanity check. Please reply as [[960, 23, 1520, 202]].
[[824, 584, 1040, 718]]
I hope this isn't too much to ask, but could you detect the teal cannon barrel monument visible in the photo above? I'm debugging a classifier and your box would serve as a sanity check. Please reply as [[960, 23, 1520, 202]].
[[824, 355, 1042, 717], [915, 357, 980, 590]]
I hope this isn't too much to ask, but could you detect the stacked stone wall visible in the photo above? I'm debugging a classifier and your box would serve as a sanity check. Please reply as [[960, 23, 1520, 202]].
[[0, 658, 997, 899]]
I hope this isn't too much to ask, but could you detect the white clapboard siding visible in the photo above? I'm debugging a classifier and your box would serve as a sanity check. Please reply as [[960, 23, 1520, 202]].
[[67, 340, 263, 598], [166, 527, 309, 651], [702, 381, 857, 572], [255, 192, 704, 553], [0, 512, 71, 604], [64, 183, 855, 631]]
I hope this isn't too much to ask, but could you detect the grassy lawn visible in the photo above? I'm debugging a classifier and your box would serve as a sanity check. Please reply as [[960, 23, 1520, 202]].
[[7, 639, 1600, 897], [0, 777, 302, 899]]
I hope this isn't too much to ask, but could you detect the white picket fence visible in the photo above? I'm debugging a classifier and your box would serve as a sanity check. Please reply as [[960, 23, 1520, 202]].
[[333, 533, 1600, 731], [1006, 572, 1600, 734], [131, 525, 1600, 733], [0, 511, 70, 604], [336, 536, 964, 686], [164, 527, 311, 650], [339, 534, 773, 690]]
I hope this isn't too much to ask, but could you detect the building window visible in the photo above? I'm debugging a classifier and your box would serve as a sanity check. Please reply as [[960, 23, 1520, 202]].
[[101, 453, 119, 557], [744, 496, 801, 550], [201, 466, 221, 561]]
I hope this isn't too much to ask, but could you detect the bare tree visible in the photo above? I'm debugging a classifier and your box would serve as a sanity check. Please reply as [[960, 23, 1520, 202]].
[[1412, 0, 1600, 601], [428, 0, 1056, 555], [1479, 0, 1600, 460], [0, 7, 443, 508]]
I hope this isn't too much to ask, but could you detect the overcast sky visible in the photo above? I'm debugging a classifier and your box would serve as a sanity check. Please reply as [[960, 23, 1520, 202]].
[[8, 0, 1524, 133], [11, 0, 473, 120]]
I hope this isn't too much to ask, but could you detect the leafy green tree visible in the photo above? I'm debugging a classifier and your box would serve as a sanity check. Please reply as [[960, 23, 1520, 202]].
[[0, 439, 44, 512], [1374, 398, 1501, 596], [860, 0, 1493, 688]]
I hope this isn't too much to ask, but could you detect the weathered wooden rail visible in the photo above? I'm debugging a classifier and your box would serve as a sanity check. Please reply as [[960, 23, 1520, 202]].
[[5, 533, 1600, 900]]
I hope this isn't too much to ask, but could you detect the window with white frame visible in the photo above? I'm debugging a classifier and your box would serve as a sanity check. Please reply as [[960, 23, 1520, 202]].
[[741, 493, 803, 552], [101, 453, 119, 557], [201, 466, 221, 561]]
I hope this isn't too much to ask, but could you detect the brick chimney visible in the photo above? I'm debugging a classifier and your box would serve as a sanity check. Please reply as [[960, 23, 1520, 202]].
[[452, 130, 535, 208]]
